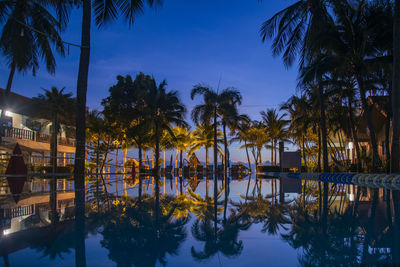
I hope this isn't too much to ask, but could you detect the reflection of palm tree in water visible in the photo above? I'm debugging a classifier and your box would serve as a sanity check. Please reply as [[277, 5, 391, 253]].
[[232, 178, 291, 236], [188, 181, 250, 261], [282, 186, 398, 266], [95, 194, 189, 267]]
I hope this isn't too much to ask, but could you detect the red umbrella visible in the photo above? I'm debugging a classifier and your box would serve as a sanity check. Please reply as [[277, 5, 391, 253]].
[[5, 143, 27, 203]]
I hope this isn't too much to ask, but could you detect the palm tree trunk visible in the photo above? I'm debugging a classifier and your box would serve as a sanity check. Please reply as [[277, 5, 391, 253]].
[[5, 62, 16, 94], [392, 0, 400, 174], [348, 95, 362, 171], [271, 141, 274, 165], [205, 147, 209, 168], [244, 140, 251, 171], [0, 63, 16, 144], [385, 98, 392, 173], [357, 76, 380, 172], [223, 122, 228, 186], [138, 143, 142, 173], [74, 1, 91, 240], [274, 139, 277, 165], [318, 127, 322, 172], [179, 150, 183, 169], [318, 84, 329, 172], [175, 149, 179, 169], [50, 114, 59, 225], [213, 107, 218, 194], [302, 136, 307, 169], [123, 147, 127, 174], [155, 124, 160, 175], [115, 147, 119, 173]]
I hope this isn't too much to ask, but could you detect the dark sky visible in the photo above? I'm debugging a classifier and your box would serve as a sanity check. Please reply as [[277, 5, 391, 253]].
[[0, 0, 298, 163]]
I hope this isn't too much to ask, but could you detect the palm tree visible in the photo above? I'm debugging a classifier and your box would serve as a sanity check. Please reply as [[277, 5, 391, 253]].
[[393, 0, 400, 174], [244, 121, 269, 167], [230, 118, 252, 171], [0, 0, 68, 143], [143, 78, 187, 175], [261, 109, 289, 165], [218, 91, 243, 177], [191, 84, 242, 196], [260, 0, 330, 68], [74, 1, 161, 219], [33, 87, 74, 224], [172, 126, 191, 169], [0, 1, 67, 92], [189, 124, 223, 169]]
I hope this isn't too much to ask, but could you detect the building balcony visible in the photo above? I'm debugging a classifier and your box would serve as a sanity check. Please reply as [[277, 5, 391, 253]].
[[4, 127, 76, 149]]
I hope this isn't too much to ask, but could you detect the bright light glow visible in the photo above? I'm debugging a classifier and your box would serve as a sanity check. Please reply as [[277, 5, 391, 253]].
[[5, 110, 12, 117], [3, 229, 11, 236], [348, 142, 354, 150]]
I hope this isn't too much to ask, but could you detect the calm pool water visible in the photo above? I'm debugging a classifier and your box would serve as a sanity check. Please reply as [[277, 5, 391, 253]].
[[0, 174, 399, 266]]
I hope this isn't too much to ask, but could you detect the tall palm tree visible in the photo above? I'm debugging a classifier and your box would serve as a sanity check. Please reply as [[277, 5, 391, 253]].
[[143, 78, 187, 175], [218, 91, 243, 177], [74, 1, 161, 221], [230, 118, 252, 171], [189, 124, 223, 168], [33, 87, 74, 224], [260, 0, 330, 68], [172, 126, 191, 169], [0, 0, 68, 143], [393, 0, 400, 174], [261, 109, 289, 165], [191, 85, 242, 195], [0, 1, 67, 92]]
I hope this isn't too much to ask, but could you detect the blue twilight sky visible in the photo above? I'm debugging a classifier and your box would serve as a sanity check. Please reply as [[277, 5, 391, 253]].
[[0, 0, 299, 163]]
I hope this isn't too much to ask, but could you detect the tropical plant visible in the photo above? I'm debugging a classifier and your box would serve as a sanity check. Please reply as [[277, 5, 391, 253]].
[[32, 86, 75, 223], [142, 78, 187, 174], [73, 0, 162, 217], [188, 124, 223, 168], [261, 108, 289, 165]]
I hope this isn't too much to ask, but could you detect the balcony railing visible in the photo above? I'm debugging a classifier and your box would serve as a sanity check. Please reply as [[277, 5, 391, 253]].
[[5, 127, 34, 141], [5, 127, 75, 147]]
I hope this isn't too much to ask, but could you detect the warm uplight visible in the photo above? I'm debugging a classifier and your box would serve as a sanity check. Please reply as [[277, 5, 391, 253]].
[[348, 142, 354, 150]]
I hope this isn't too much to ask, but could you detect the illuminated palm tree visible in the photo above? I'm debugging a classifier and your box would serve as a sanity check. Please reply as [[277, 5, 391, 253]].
[[230, 118, 252, 170], [188, 124, 223, 168], [142, 80, 187, 174], [261, 108, 289, 165], [173, 126, 191, 169]]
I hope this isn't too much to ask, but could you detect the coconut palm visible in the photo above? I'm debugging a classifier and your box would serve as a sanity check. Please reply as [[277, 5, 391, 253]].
[[230, 118, 252, 171], [0, 0, 68, 143], [261, 109, 289, 165], [74, 1, 162, 218], [393, 0, 400, 173], [189, 124, 224, 168], [0, 1, 68, 92], [191, 85, 242, 197], [260, 0, 331, 67], [142, 78, 187, 175], [244, 122, 269, 167], [32, 87, 75, 224], [172, 126, 191, 169]]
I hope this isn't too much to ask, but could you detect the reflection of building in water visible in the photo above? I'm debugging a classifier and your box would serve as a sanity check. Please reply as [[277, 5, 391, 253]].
[[0, 178, 74, 236], [0, 191, 75, 236]]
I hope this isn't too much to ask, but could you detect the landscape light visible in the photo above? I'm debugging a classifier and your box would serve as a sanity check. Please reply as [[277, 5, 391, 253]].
[[5, 110, 12, 117]]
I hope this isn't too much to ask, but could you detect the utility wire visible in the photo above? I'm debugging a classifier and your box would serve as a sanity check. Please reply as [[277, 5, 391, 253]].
[[11, 17, 88, 49]]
